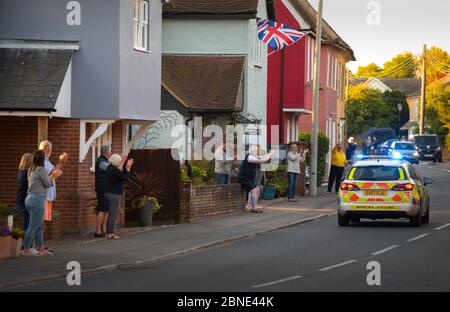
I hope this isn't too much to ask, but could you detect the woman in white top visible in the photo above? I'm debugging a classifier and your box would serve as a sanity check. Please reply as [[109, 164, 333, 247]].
[[286, 143, 307, 202]]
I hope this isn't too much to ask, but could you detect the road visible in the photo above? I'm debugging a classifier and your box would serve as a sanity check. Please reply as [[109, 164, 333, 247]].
[[9, 162, 450, 292]]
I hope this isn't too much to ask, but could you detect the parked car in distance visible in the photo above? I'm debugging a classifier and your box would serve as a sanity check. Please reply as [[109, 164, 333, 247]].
[[388, 141, 420, 164], [409, 135, 443, 162], [379, 139, 401, 155]]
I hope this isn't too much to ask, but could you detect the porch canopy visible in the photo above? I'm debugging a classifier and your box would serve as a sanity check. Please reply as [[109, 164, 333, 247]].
[[0, 46, 73, 116]]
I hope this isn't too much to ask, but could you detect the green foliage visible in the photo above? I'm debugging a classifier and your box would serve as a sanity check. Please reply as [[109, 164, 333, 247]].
[[355, 63, 382, 78], [346, 85, 397, 134], [382, 52, 418, 78], [180, 169, 191, 182], [382, 90, 410, 132], [265, 164, 288, 198], [11, 228, 25, 240], [130, 196, 161, 213], [427, 81, 450, 129], [298, 132, 330, 186], [0, 203, 19, 217], [423, 46, 450, 84], [190, 164, 208, 178]]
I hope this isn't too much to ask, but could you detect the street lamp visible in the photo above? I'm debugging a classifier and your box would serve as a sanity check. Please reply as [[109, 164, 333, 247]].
[[397, 103, 403, 137]]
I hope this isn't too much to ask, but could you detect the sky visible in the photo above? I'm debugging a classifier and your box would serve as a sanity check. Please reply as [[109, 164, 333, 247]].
[[307, 0, 450, 72]]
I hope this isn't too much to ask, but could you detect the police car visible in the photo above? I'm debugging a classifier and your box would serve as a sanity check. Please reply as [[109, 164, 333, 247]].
[[337, 156, 433, 227]]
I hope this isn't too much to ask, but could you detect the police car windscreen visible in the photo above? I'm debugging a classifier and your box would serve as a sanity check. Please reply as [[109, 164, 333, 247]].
[[352, 166, 404, 181], [394, 143, 415, 150]]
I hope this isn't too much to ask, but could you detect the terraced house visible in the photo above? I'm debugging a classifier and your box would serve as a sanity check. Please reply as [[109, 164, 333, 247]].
[[0, 0, 162, 235]]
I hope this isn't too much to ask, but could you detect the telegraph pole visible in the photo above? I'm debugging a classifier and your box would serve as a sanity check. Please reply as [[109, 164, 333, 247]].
[[419, 44, 427, 135], [309, 0, 323, 196]]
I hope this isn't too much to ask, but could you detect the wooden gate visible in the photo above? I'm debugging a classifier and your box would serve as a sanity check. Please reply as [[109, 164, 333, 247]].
[[127, 149, 180, 225]]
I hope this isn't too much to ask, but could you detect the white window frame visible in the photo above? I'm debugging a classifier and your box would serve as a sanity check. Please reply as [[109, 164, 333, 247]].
[[133, 0, 150, 52], [306, 37, 311, 82], [334, 57, 338, 90], [254, 30, 263, 66], [327, 53, 331, 88]]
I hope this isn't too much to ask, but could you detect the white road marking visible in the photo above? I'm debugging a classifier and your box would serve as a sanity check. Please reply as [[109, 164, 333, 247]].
[[318, 260, 358, 272], [371, 245, 399, 256], [251, 275, 303, 288], [406, 233, 430, 242], [435, 223, 450, 231]]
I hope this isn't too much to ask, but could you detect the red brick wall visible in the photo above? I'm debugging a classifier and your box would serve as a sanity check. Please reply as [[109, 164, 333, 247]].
[[0, 117, 37, 211], [180, 183, 246, 221], [0, 117, 125, 234]]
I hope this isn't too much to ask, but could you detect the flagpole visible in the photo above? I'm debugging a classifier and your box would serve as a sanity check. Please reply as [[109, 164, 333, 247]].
[[309, 0, 323, 197]]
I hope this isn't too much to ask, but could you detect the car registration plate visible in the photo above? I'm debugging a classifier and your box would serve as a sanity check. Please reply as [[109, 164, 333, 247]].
[[425, 154, 434, 157], [351, 205, 398, 210], [364, 190, 388, 196]]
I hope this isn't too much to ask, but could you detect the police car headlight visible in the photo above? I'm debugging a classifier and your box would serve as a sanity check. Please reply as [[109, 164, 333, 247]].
[[436, 146, 441, 151], [392, 151, 402, 159], [413, 152, 419, 157]]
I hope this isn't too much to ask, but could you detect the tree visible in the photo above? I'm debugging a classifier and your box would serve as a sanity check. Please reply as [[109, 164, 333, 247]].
[[346, 85, 397, 134], [426, 81, 450, 145], [382, 52, 418, 78], [423, 46, 450, 84], [382, 90, 410, 134], [355, 63, 382, 78]]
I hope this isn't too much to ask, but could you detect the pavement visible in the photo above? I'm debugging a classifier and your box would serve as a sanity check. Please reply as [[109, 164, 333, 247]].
[[0, 186, 337, 290]]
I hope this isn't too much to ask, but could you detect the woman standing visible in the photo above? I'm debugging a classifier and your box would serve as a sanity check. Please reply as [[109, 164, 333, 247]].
[[327, 144, 349, 194], [238, 145, 273, 213], [23, 150, 62, 256], [104, 154, 134, 239], [16, 153, 33, 231], [286, 143, 307, 202]]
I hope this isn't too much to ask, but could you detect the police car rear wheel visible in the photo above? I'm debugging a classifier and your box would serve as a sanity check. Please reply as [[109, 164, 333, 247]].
[[410, 208, 422, 227], [338, 214, 350, 226], [421, 201, 430, 224]]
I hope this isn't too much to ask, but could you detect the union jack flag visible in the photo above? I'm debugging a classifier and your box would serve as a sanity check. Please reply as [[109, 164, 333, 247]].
[[257, 18, 306, 51]]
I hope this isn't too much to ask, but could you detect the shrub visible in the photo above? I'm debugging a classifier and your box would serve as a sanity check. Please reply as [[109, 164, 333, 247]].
[[265, 164, 288, 198], [11, 228, 25, 240], [298, 132, 330, 187], [0, 203, 19, 217]]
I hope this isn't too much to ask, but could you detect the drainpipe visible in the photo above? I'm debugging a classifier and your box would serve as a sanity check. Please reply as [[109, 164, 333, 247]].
[[185, 112, 194, 178]]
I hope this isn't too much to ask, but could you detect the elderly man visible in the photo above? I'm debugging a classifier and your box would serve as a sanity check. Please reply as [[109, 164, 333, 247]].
[[94, 145, 112, 237]]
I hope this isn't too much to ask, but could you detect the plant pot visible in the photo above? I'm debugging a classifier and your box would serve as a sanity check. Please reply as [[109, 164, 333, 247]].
[[262, 187, 276, 200], [10, 238, 23, 258], [139, 200, 154, 227], [0, 236, 12, 261], [192, 176, 204, 186]]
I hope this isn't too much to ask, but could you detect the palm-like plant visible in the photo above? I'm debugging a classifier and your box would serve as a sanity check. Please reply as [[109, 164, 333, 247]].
[[126, 172, 162, 212]]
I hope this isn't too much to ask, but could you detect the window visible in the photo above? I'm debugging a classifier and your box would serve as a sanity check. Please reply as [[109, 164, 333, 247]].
[[350, 166, 407, 181], [134, 0, 149, 51], [407, 166, 419, 181], [254, 31, 262, 66]]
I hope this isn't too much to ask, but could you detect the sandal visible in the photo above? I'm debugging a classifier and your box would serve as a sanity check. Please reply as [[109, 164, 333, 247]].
[[94, 232, 105, 238], [107, 235, 121, 239], [251, 208, 263, 213]]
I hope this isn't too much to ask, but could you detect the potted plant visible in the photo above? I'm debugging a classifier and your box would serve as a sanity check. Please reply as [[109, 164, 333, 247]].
[[191, 165, 207, 186], [0, 227, 12, 260], [10, 228, 25, 258], [262, 178, 277, 200], [0, 203, 19, 230], [127, 172, 162, 227]]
